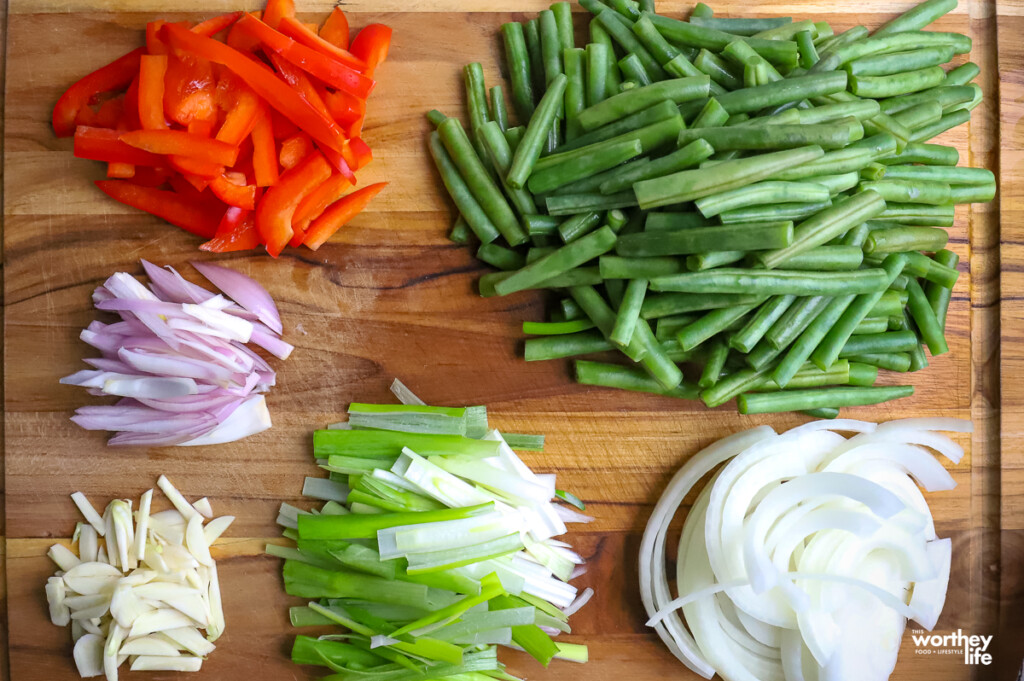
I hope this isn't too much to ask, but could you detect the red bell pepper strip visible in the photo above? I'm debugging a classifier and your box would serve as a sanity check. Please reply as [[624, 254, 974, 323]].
[[350, 24, 392, 76], [163, 22, 348, 154], [216, 89, 261, 146], [163, 54, 217, 126], [319, 9, 350, 51], [75, 126, 164, 166], [201, 207, 261, 252], [75, 96, 126, 130], [52, 47, 144, 137], [120, 129, 240, 166], [278, 16, 367, 73], [187, 119, 216, 137], [107, 162, 136, 179], [316, 142, 357, 184], [168, 154, 224, 179], [348, 137, 373, 171], [168, 172, 208, 198], [96, 180, 221, 238], [323, 88, 364, 127], [279, 133, 313, 171], [305, 182, 387, 250], [234, 14, 374, 100], [209, 172, 257, 209], [255, 151, 331, 256], [262, 0, 294, 30], [250, 106, 279, 187], [193, 12, 243, 37], [128, 166, 172, 188], [122, 77, 141, 130], [147, 21, 170, 55], [293, 173, 351, 230], [138, 55, 169, 130]]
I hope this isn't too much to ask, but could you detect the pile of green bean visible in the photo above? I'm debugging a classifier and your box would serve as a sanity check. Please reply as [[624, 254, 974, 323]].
[[426, 0, 993, 416]]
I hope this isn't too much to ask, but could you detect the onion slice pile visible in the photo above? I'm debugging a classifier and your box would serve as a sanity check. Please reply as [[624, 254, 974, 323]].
[[640, 418, 971, 681], [46, 476, 233, 679], [61, 260, 291, 446]]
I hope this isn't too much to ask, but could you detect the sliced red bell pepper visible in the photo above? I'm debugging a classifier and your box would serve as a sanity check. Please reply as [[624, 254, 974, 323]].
[[201, 207, 261, 252], [226, 19, 262, 53], [120, 129, 240, 166], [323, 88, 364, 127], [75, 126, 164, 165], [250, 106, 279, 187], [234, 14, 375, 100], [209, 172, 257, 209], [192, 12, 243, 37], [187, 119, 216, 137], [53, 47, 144, 137], [122, 77, 142, 130], [317, 142, 357, 184], [168, 172, 208, 199], [304, 182, 387, 250], [177, 172, 211, 193], [169, 154, 224, 179], [262, 0, 294, 30], [163, 22, 348, 154], [138, 55, 169, 130], [147, 20, 170, 55], [278, 16, 367, 73], [279, 133, 313, 170], [96, 180, 221, 238], [75, 96, 126, 130], [293, 173, 351, 230], [107, 162, 136, 179], [215, 89, 261, 146], [127, 166, 172, 188], [163, 54, 217, 126], [255, 151, 331, 256], [348, 137, 373, 171], [350, 24, 392, 76], [319, 8, 350, 51]]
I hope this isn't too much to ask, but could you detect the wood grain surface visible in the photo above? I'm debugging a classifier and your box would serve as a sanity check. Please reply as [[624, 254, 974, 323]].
[[2, 1, 1020, 680]]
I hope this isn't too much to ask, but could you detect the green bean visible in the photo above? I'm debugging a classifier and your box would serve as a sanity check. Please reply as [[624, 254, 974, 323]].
[[694, 49, 744, 90], [597, 9, 668, 81], [838, 330, 919, 357], [494, 226, 617, 296], [579, 0, 615, 17], [525, 330, 614, 360], [854, 317, 890, 335], [847, 45, 955, 78], [558, 99, 678, 154], [523, 214, 562, 237], [529, 138, 644, 194], [873, 0, 958, 37], [600, 140, 716, 195], [677, 300, 763, 350], [618, 221, 794, 257], [561, 297, 586, 320], [841, 222, 870, 248], [644, 211, 711, 231], [944, 61, 980, 86], [524, 18, 548, 98], [910, 108, 970, 142], [724, 40, 783, 85], [428, 132, 501, 244], [698, 339, 730, 388], [892, 101, 943, 133], [478, 121, 538, 217], [771, 147, 881, 182], [638, 0, 655, 13], [547, 190, 638, 215], [851, 352, 912, 372], [820, 30, 970, 74], [711, 72, 848, 114], [865, 180, 953, 207], [701, 365, 774, 408], [600, 256, 684, 278], [438, 118, 527, 247], [802, 406, 839, 418], [524, 319, 596, 335], [607, 0, 641, 21], [874, 202, 955, 227], [892, 312, 929, 370], [569, 284, 647, 360], [679, 121, 856, 153], [754, 360, 852, 392], [687, 251, 746, 271], [578, 76, 710, 131], [505, 125, 526, 150], [879, 164, 994, 186], [464, 63, 492, 155], [539, 10, 565, 92], [859, 161, 887, 181], [878, 142, 958, 166], [730, 295, 797, 353], [563, 48, 587, 140], [847, 362, 879, 386], [739, 385, 913, 414], [808, 172, 860, 195], [950, 181, 996, 204], [815, 25, 869, 54], [477, 243, 527, 271], [551, 158, 649, 196], [507, 73, 568, 190], [869, 289, 906, 318], [766, 295, 831, 349], [754, 19, 817, 41], [607, 209, 629, 232], [691, 98, 729, 128], [427, 109, 448, 127], [645, 14, 799, 67], [641, 291, 763, 318], [654, 314, 697, 340], [526, 246, 556, 263], [777, 245, 865, 271], [796, 101, 881, 126], [894, 250, 959, 288], [629, 13, 680, 65], [695, 181, 830, 218], [926, 248, 958, 331], [585, 44, 611, 107], [773, 294, 855, 387], [718, 200, 833, 224], [797, 29, 819, 69], [851, 66, 947, 99], [813, 22, 834, 42], [501, 23, 536, 123], [651, 267, 889, 297], [692, 3, 713, 18], [636, 145, 825, 209], [619, 53, 653, 86], [691, 16, 792, 37], [906, 277, 948, 355], [759, 190, 886, 268], [740, 108, 813, 129], [867, 226, 951, 254], [558, 211, 605, 243], [552, 1, 575, 50], [448, 215, 472, 244], [575, 360, 699, 399], [636, 319, 685, 387], [949, 83, 983, 112], [610, 279, 648, 346], [480, 266, 604, 296], [878, 85, 975, 116], [488, 85, 509, 133]]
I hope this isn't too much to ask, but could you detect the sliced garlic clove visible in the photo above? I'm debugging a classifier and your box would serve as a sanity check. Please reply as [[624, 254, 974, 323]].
[[185, 515, 214, 567], [73, 633, 105, 678]]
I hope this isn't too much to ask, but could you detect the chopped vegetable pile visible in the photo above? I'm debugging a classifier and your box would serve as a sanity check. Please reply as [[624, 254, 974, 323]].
[[640, 417, 969, 681], [61, 260, 290, 447], [271, 380, 592, 679], [45, 475, 233, 678], [55, 1, 390, 255], [427, 0, 989, 415]]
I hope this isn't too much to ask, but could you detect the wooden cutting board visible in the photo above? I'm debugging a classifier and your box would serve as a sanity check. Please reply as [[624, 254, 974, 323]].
[[3, 1, 1022, 679]]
